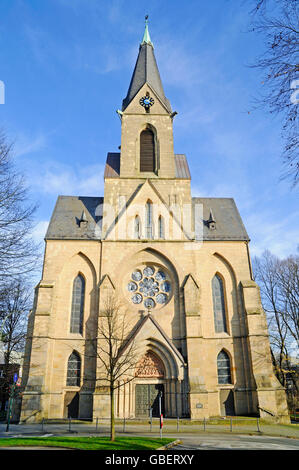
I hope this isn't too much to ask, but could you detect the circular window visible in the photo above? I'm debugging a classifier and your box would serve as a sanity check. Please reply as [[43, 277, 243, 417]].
[[132, 293, 143, 304], [132, 270, 142, 281], [127, 281, 138, 292], [127, 265, 171, 309]]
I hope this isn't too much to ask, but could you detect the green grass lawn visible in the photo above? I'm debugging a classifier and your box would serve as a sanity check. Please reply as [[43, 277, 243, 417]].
[[0, 436, 174, 450]]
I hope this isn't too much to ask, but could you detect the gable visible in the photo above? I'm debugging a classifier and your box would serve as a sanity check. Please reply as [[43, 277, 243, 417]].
[[121, 314, 186, 380], [103, 179, 191, 241], [123, 83, 171, 115]]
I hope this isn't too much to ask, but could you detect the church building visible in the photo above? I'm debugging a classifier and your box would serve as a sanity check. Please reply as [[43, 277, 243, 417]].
[[21, 22, 289, 423]]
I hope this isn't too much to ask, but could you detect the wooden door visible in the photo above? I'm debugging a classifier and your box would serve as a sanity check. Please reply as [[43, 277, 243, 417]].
[[135, 384, 164, 417]]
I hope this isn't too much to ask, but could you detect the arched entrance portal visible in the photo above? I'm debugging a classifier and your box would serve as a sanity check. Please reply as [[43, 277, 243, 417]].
[[135, 351, 165, 417]]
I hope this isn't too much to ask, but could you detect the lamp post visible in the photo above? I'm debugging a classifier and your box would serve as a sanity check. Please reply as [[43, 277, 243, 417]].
[[159, 390, 163, 438], [5, 381, 15, 432]]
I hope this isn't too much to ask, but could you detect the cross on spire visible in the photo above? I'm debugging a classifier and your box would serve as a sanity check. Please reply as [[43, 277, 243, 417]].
[[141, 15, 153, 47]]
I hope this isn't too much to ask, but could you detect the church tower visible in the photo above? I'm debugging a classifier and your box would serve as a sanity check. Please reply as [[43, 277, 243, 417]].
[[103, 18, 192, 242], [120, 19, 175, 179], [20, 19, 289, 423]]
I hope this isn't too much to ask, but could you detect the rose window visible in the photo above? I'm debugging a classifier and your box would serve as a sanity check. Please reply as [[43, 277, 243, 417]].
[[127, 266, 171, 309]]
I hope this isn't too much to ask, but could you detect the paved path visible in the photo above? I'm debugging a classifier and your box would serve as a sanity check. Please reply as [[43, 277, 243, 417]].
[[1, 423, 299, 450], [175, 434, 299, 450], [1, 422, 299, 438]]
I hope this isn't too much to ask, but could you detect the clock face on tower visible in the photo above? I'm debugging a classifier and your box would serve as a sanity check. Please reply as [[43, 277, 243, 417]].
[[139, 94, 154, 109]]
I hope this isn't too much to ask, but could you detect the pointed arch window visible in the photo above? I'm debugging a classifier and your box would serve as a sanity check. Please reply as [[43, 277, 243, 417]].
[[158, 215, 165, 239], [70, 274, 85, 334], [212, 274, 227, 333], [134, 215, 141, 239], [66, 351, 81, 387], [217, 350, 232, 384], [146, 201, 153, 239], [140, 128, 155, 172]]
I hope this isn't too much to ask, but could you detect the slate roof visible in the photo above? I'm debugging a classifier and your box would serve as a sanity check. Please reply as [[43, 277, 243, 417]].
[[174, 154, 191, 179], [104, 153, 191, 179], [122, 42, 172, 112], [192, 197, 250, 241], [104, 153, 121, 178], [45, 195, 249, 242], [45, 196, 103, 240]]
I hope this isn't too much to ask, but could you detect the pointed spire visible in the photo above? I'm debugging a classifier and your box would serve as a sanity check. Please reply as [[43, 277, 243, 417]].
[[80, 210, 88, 222], [78, 210, 88, 228], [208, 209, 215, 223], [141, 15, 153, 47], [207, 209, 216, 230], [122, 16, 171, 112]]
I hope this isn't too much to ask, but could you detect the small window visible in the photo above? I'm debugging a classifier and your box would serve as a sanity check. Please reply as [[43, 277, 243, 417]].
[[217, 350, 232, 384], [158, 216, 165, 239], [146, 201, 153, 239], [66, 351, 81, 387], [70, 274, 85, 334], [140, 129, 155, 172], [134, 216, 141, 239], [212, 274, 227, 333]]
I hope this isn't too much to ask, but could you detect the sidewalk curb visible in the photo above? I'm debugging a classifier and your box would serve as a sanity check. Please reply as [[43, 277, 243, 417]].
[[157, 439, 181, 450]]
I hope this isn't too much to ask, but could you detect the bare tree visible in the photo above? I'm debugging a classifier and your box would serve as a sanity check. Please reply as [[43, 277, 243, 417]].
[[250, 0, 296, 12], [0, 279, 32, 412], [275, 254, 299, 347], [247, 0, 299, 186], [93, 293, 138, 441], [253, 251, 299, 404], [0, 131, 39, 281]]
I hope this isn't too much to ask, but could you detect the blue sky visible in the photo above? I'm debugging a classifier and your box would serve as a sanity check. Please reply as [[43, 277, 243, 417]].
[[0, 0, 298, 269]]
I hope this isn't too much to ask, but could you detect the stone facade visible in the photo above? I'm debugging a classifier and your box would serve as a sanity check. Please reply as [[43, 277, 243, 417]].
[[20, 27, 289, 423]]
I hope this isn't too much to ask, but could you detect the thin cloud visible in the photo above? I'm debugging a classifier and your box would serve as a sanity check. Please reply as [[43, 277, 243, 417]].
[[14, 133, 47, 158], [246, 211, 299, 258], [32, 220, 49, 244], [31, 162, 105, 197]]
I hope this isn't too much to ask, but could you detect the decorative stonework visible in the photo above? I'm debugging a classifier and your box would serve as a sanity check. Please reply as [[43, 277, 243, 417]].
[[127, 265, 171, 309], [135, 351, 165, 378]]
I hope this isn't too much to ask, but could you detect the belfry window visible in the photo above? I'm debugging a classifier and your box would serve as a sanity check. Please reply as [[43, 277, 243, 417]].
[[70, 274, 85, 334], [212, 274, 228, 333], [217, 350, 232, 384], [66, 351, 81, 387], [140, 128, 155, 172], [146, 201, 153, 239]]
